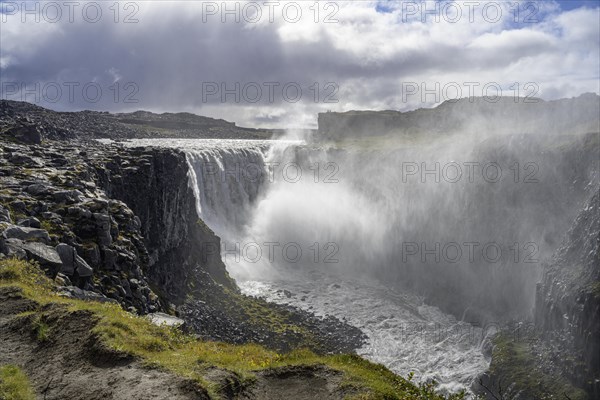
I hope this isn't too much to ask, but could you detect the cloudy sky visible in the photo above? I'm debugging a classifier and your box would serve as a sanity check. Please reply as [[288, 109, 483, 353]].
[[1, 0, 599, 128]]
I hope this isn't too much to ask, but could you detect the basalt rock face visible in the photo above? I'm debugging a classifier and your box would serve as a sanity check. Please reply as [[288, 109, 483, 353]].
[[0, 139, 161, 314], [0, 132, 234, 314], [93, 145, 236, 303], [535, 188, 600, 395]]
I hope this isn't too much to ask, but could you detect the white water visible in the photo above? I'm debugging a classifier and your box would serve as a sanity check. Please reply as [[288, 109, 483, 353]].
[[120, 138, 490, 396]]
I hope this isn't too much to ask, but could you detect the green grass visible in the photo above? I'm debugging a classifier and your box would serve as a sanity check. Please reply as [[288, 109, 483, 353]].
[[0, 365, 35, 400], [0, 258, 465, 400]]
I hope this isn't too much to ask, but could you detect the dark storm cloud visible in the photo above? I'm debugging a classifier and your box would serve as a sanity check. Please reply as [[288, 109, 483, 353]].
[[1, 1, 598, 127]]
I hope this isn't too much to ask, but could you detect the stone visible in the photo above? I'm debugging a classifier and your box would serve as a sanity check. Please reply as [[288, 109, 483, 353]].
[[102, 248, 117, 270], [26, 183, 50, 196], [17, 217, 41, 229], [53, 190, 84, 204], [80, 242, 101, 268], [9, 153, 41, 166], [67, 206, 92, 219], [20, 241, 62, 276], [0, 238, 27, 259], [9, 200, 26, 213], [41, 212, 62, 222], [2, 225, 50, 243], [56, 243, 76, 275], [55, 273, 73, 286], [76, 257, 93, 277], [57, 286, 117, 304], [147, 312, 185, 327], [5, 124, 42, 145], [56, 243, 93, 277], [0, 205, 11, 223]]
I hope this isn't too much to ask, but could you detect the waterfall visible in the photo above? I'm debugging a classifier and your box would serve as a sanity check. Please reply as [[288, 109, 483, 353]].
[[185, 146, 268, 240]]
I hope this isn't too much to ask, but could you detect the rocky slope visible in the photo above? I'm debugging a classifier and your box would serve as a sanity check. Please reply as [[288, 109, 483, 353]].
[[0, 100, 272, 140]]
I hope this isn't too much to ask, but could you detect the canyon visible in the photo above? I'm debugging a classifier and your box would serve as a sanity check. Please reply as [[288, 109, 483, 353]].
[[0, 95, 598, 399]]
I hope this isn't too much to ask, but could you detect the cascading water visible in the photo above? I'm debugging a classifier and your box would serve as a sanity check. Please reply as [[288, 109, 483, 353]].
[[186, 145, 269, 240]]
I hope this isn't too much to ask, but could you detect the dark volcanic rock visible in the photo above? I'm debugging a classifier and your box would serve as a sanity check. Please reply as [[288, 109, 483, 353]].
[[1, 99, 271, 140], [2, 225, 51, 243], [4, 122, 42, 144], [535, 189, 600, 396]]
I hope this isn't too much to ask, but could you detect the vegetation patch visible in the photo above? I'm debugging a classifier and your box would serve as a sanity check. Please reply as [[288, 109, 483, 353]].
[[0, 365, 36, 400], [0, 258, 465, 399]]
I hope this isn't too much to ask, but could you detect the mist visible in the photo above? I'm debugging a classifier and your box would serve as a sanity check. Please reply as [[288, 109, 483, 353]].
[[187, 95, 599, 325]]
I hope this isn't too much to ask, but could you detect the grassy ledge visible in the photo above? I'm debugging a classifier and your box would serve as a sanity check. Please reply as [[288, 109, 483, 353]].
[[0, 258, 465, 400], [0, 365, 36, 400]]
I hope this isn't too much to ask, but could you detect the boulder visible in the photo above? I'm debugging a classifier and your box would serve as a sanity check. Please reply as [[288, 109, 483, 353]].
[[20, 241, 62, 276], [5, 123, 42, 145], [17, 217, 41, 229], [0, 238, 27, 259], [55, 243, 76, 275], [26, 183, 50, 196], [53, 190, 85, 204], [67, 206, 92, 219], [2, 225, 50, 243], [56, 243, 94, 277]]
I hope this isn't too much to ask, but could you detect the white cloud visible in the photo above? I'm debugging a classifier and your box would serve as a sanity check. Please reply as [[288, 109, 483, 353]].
[[0, 0, 598, 128]]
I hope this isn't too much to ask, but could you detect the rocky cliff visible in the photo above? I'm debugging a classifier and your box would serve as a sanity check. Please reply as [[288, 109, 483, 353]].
[[535, 188, 600, 396], [93, 145, 235, 301], [318, 93, 600, 140], [479, 189, 600, 399]]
